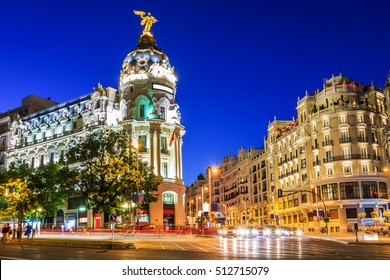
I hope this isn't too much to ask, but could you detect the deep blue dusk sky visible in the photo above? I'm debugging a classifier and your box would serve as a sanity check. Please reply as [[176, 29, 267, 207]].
[[1, 0, 390, 185]]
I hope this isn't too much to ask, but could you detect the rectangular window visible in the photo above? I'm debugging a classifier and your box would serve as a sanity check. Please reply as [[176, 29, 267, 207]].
[[360, 148, 367, 159], [163, 162, 168, 178], [161, 137, 168, 153], [340, 115, 347, 124], [301, 158, 306, 168], [262, 182, 267, 192], [343, 165, 352, 173], [325, 151, 333, 162], [365, 207, 374, 218], [379, 182, 388, 199], [160, 107, 166, 120], [301, 194, 307, 203], [343, 148, 351, 159], [358, 130, 366, 141], [50, 152, 55, 163], [40, 155, 45, 166], [323, 119, 330, 127], [341, 130, 349, 141], [340, 182, 359, 199], [361, 181, 377, 198], [346, 208, 357, 219], [321, 183, 338, 201], [138, 135, 147, 152], [31, 157, 35, 167], [140, 104, 145, 119]]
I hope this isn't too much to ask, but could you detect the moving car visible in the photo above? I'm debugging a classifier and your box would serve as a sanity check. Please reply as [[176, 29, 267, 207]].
[[288, 227, 303, 237], [236, 227, 261, 238], [263, 226, 290, 238], [218, 226, 237, 238]]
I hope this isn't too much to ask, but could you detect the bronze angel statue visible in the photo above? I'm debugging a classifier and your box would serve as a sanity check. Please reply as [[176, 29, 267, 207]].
[[134, 10, 158, 33]]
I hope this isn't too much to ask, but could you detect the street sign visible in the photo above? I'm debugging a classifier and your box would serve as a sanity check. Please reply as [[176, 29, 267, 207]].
[[109, 213, 117, 222]]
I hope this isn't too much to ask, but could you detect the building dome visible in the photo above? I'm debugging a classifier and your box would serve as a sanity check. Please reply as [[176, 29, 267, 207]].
[[120, 33, 170, 78]]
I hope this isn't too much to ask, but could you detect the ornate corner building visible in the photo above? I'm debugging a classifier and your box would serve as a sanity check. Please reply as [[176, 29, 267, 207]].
[[267, 74, 390, 233], [1, 13, 186, 229]]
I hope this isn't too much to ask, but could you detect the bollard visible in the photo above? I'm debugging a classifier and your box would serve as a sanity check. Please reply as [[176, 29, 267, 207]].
[[354, 223, 359, 242]]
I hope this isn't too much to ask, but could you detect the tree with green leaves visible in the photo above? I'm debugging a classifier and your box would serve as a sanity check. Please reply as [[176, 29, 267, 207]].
[[65, 127, 160, 225], [0, 161, 74, 230], [29, 163, 75, 227]]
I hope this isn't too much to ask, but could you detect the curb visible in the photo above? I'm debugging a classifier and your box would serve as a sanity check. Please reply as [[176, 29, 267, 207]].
[[306, 235, 390, 245], [2, 239, 136, 250]]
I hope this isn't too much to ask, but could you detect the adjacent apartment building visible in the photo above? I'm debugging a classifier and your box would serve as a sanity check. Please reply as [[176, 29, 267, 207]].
[[187, 73, 390, 233]]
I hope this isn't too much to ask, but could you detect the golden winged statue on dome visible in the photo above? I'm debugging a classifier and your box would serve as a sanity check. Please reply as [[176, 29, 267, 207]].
[[134, 10, 158, 33]]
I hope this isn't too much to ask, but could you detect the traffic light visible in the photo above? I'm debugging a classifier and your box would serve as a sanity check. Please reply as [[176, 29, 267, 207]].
[[277, 189, 283, 198], [373, 190, 379, 198], [326, 209, 331, 217]]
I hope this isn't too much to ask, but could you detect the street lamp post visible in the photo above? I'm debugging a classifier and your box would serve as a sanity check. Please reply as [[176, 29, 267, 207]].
[[207, 167, 218, 228], [222, 204, 227, 226], [133, 142, 140, 229]]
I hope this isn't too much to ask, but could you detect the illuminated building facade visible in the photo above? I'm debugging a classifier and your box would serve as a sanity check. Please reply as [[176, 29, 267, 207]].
[[187, 73, 390, 233], [268, 74, 390, 232], [2, 13, 186, 229]]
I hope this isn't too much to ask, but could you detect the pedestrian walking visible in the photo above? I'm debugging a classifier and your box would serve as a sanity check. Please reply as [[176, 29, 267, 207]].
[[24, 223, 33, 238], [2, 223, 11, 243]]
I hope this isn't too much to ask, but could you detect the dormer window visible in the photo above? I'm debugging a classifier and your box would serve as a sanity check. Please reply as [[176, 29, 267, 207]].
[[140, 104, 145, 119]]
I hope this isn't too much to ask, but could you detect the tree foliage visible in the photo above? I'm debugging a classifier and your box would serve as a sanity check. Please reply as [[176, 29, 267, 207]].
[[29, 163, 74, 221], [0, 162, 72, 223], [65, 127, 160, 215]]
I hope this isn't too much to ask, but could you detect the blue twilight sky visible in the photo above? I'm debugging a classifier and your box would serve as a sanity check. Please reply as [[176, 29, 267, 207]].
[[1, 0, 390, 185]]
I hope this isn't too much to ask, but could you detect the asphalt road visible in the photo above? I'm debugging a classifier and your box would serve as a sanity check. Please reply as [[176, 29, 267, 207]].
[[1, 236, 390, 260]]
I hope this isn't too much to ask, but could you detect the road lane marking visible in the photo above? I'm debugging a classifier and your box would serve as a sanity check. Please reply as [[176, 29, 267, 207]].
[[200, 243, 224, 251], [0, 256, 25, 260], [188, 244, 208, 252], [160, 242, 165, 249], [172, 242, 185, 250]]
